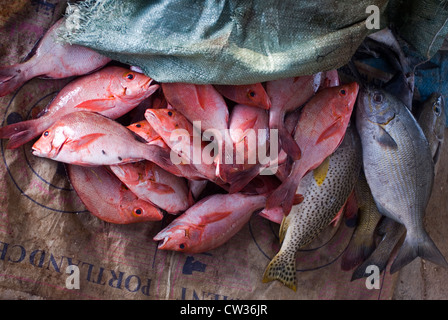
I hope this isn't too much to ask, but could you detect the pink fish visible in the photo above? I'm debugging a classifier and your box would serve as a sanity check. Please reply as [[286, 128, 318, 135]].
[[0, 18, 111, 97], [126, 120, 168, 149], [31, 111, 185, 178], [214, 83, 271, 110], [265, 82, 359, 215], [266, 74, 322, 160], [153, 193, 267, 253], [67, 165, 164, 224], [217, 104, 270, 192], [161, 83, 229, 132], [0, 66, 158, 149], [144, 108, 218, 182], [109, 161, 191, 214]]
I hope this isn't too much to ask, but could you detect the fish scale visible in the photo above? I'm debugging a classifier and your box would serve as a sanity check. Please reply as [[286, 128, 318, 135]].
[[262, 124, 362, 291], [356, 86, 447, 274]]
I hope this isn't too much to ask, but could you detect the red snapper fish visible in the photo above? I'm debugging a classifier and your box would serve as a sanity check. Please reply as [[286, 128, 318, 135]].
[[126, 120, 168, 149], [144, 108, 218, 182], [266, 73, 322, 160], [214, 83, 271, 110], [0, 66, 158, 149], [161, 83, 229, 132], [265, 82, 359, 216], [31, 111, 184, 177], [217, 104, 270, 192], [67, 165, 164, 224], [0, 18, 111, 97], [109, 161, 191, 214], [153, 192, 267, 253]]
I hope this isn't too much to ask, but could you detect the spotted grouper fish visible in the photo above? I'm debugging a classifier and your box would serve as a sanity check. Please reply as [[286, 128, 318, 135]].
[[262, 124, 362, 291]]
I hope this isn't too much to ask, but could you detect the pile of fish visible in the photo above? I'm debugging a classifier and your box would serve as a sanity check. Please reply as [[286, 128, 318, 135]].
[[0, 18, 446, 292]]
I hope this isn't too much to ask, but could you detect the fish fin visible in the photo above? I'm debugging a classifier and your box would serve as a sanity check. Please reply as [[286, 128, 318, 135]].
[[313, 157, 330, 186], [202, 211, 233, 224], [266, 175, 298, 216], [375, 126, 398, 149], [351, 250, 389, 281], [279, 215, 290, 244], [227, 165, 261, 194], [341, 232, 376, 271], [316, 120, 342, 144], [293, 194, 304, 205], [0, 66, 22, 97], [0, 119, 42, 149], [330, 205, 347, 227], [279, 131, 301, 161], [390, 231, 448, 274], [258, 207, 283, 225], [74, 98, 117, 112], [433, 142, 442, 165], [262, 251, 297, 291], [64, 133, 105, 150]]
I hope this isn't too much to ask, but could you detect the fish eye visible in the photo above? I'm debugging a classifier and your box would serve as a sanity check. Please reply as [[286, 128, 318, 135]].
[[134, 208, 143, 215], [373, 93, 383, 103], [434, 106, 441, 116], [167, 111, 173, 116], [339, 89, 346, 96], [43, 131, 49, 137], [125, 72, 135, 80], [179, 243, 185, 249], [248, 90, 256, 98], [136, 123, 142, 128]]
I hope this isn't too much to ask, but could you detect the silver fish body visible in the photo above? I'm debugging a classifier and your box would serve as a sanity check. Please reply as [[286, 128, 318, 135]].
[[416, 93, 445, 164], [262, 124, 362, 291], [356, 86, 447, 273]]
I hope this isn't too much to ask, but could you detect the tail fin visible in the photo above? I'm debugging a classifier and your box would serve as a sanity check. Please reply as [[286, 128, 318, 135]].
[[262, 250, 297, 291], [341, 235, 376, 271], [390, 231, 448, 274], [0, 119, 41, 149], [265, 176, 298, 215], [0, 66, 23, 97], [278, 126, 301, 161], [350, 219, 405, 281]]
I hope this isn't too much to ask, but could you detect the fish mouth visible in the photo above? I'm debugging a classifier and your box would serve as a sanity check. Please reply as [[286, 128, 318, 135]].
[[153, 233, 170, 250]]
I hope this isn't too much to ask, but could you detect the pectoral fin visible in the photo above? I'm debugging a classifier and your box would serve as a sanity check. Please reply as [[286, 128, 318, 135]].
[[75, 98, 116, 112], [375, 125, 398, 149], [64, 133, 105, 150]]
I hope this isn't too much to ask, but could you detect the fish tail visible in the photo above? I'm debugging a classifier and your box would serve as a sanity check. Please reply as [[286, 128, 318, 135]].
[[390, 231, 448, 274], [265, 176, 298, 215], [0, 65, 24, 97], [227, 165, 261, 194], [350, 250, 390, 281], [0, 118, 42, 149], [341, 235, 376, 271], [278, 127, 301, 161], [262, 250, 297, 291]]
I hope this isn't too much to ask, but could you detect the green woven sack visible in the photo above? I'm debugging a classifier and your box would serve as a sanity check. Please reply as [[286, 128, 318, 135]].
[[58, 0, 446, 85]]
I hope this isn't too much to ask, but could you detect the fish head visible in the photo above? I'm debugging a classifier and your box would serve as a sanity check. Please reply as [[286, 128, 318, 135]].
[[111, 69, 159, 102], [329, 82, 359, 119], [118, 197, 164, 223], [423, 93, 445, 141], [153, 223, 203, 253], [127, 120, 160, 143], [244, 84, 272, 110], [31, 123, 70, 159], [356, 86, 398, 126], [145, 108, 192, 136]]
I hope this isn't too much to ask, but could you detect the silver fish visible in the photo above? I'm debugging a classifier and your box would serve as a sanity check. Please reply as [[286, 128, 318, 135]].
[[416, 93, 445, 164], [262, 124, 362, 291], [355, 86, 448, 274], [340, 170, 382, 271], [351, 92, 446, 279]]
